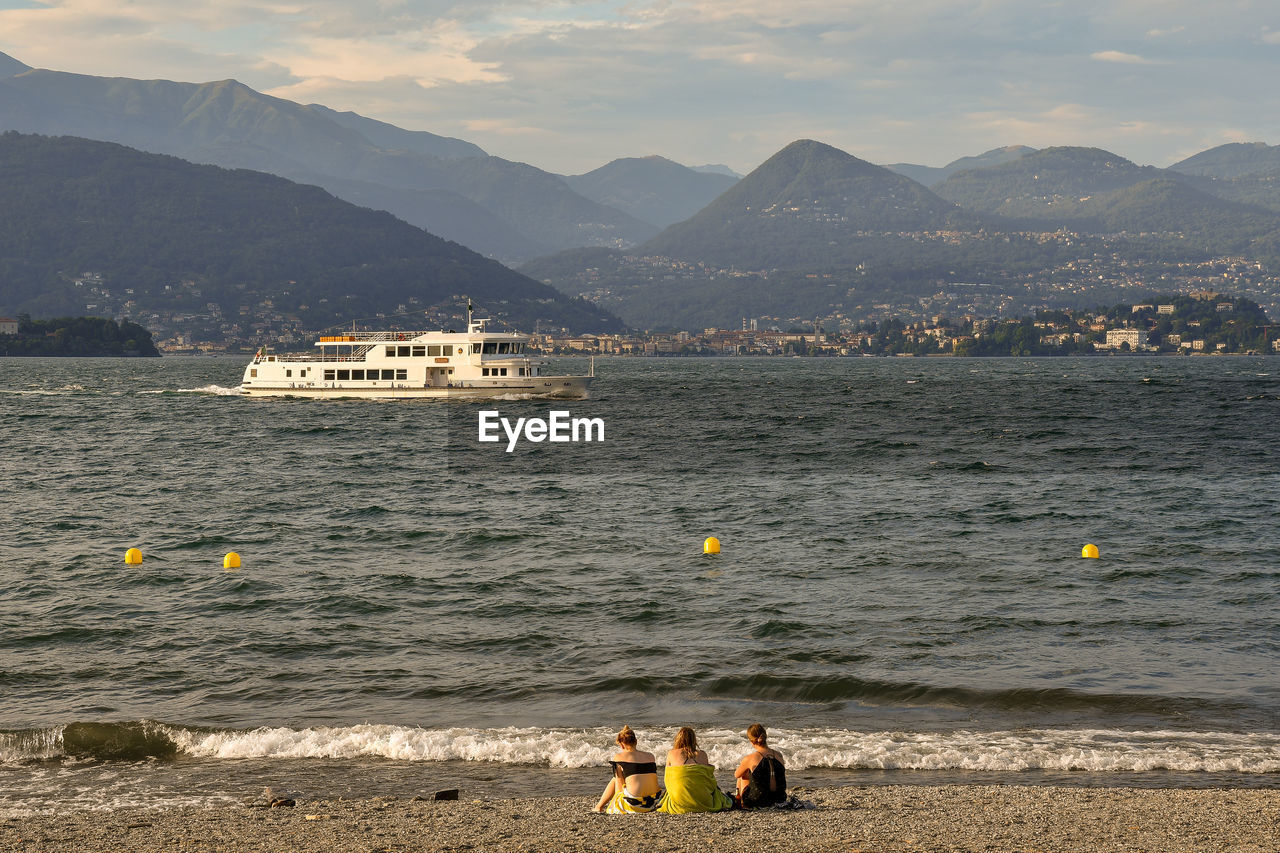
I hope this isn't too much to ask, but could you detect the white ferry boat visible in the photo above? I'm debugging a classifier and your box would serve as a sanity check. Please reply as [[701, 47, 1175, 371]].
[[239, 316, 591, 399]]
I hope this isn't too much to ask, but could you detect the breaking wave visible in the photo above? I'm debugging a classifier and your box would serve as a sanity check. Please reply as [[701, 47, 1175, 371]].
[[4, 721, 1278, 774]]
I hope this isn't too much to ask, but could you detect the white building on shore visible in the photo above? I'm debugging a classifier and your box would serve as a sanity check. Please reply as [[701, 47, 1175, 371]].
[[1104, 328, 1148, 350]]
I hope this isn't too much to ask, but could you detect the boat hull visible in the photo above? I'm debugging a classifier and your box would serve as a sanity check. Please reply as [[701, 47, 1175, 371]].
[[239, 376, 591, 400]]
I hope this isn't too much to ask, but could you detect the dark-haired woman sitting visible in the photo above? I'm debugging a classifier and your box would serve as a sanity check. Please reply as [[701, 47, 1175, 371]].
[[734, 723, 787, 808], [593, 725, 663, 813]]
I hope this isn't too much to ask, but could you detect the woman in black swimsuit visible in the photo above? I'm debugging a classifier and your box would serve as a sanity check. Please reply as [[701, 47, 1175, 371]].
[[733, 723, 787, 808], [592, 725, 662, 813]]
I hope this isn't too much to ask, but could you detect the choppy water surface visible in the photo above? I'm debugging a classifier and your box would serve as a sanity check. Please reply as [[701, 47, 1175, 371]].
[[1, 355, 1277, 813]]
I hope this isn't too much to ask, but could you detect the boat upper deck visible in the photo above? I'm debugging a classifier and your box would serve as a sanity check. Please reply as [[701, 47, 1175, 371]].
[[315, 328, 527, 344]]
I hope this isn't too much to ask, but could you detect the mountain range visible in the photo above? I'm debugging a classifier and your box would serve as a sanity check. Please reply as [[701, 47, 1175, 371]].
[[0, 52, 728, 263], [0, 132, 621, 333], [5, 49, 1280, 333], [523, 140, 1280, 328]]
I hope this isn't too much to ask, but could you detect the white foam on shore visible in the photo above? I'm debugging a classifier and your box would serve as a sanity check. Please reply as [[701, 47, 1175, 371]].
[[164, 725, 1280, 774]]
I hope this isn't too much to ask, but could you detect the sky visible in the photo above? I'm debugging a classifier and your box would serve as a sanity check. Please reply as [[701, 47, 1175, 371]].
[[1, 0, 1278, 175]]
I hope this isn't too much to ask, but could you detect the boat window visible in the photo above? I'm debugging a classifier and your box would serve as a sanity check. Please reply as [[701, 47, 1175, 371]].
[[324, 369, 335, 380], [482, 342, 497, 354], [412, 346, 425, 357], [285, 369, 292, 377], [499, 368, 508, 376], [249, 369, 257, 378], [352, 369, 364, 380], [514, 344, 523, 354], [380, 369, 393, 380], [428, 345, 441, 356], [472, 344, 480, 354], [395, 346, 409, 357], [337, 370, 350, 380], [497, 342, 509, 354], [396, 369, 407, 380], [300, 369, 307, 377], [518, 368, 524, 376], [386, 346, 396, 357]]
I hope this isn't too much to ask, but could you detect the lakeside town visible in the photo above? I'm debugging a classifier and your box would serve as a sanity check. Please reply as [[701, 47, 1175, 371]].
[[532, 290, 1277, 356], [141, 285, 1280, 357], [9, 247, 1280, 357]]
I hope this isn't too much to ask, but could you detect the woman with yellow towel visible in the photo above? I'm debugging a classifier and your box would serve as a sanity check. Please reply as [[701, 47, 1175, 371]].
[[656, 727, 735, 813]]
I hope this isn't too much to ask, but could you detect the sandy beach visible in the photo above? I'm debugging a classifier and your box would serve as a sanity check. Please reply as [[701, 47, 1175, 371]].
[[4, 784, 1277, 852]]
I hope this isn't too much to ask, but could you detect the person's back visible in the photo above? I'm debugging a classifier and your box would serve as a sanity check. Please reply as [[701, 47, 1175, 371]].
[[740, 752, 786, 807], [657, 726, 734, 814], [734, 723, 787, 808], [594, 725, 662, 813]]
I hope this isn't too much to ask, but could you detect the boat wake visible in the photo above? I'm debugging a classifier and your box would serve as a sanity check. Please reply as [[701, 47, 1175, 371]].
[[170, 385, 243, 396]]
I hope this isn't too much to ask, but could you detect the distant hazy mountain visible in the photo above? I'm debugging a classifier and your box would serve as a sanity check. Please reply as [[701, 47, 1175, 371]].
[[0, 133, 622, 332], [1083, 178, 1280, 239], [641, 138, 978, 266], [0, 52, 29, 78], [691, 164, 742, 178], [933, 147, 1172, 219], [0, 52, 656, 262], [1169, 143, 1280, 179], [306, 103, 487, 160], [885, 145, 1037, 186], [563, 156, 738, 228]]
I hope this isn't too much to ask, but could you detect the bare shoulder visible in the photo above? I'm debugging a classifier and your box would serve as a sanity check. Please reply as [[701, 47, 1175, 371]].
[[613, 749, 655, 762]]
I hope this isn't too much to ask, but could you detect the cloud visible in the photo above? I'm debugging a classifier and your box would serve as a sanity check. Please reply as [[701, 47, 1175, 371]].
[[2, 1, 1280, 174], [1091, 49, 1164, 65], [271, 28, 507, 87], [463, 117, 549, 136]]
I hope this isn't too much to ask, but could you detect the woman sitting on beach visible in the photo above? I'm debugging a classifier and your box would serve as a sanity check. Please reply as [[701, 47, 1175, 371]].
[[593, 725, 663, 813], [656, 726, 734, 813], [733, 723, 787, 808]]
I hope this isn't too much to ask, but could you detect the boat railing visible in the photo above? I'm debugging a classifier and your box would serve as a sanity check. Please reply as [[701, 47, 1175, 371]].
[[315, 331, 436, 342], [253, 353, 371, 364]]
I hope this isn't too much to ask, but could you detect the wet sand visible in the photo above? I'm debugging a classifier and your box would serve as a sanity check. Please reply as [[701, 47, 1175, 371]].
[[4, 784, 1277, 852]]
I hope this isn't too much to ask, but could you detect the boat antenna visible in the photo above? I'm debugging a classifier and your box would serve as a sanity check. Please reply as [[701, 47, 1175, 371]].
[[467, 298, 473, 329]]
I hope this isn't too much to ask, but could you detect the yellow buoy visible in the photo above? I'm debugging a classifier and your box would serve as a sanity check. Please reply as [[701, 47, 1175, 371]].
[[703, 536, 721, 555], [124, 548, 142, 565], [1081, 543, 1099, 559], [223, 552, 241, 569]]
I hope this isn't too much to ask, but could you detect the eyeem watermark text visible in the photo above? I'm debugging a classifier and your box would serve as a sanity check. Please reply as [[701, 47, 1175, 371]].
[[478, 410, 605, 452]]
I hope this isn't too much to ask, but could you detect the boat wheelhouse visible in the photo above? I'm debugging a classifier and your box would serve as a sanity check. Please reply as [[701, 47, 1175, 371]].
[[239, 317, 591, 399]]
